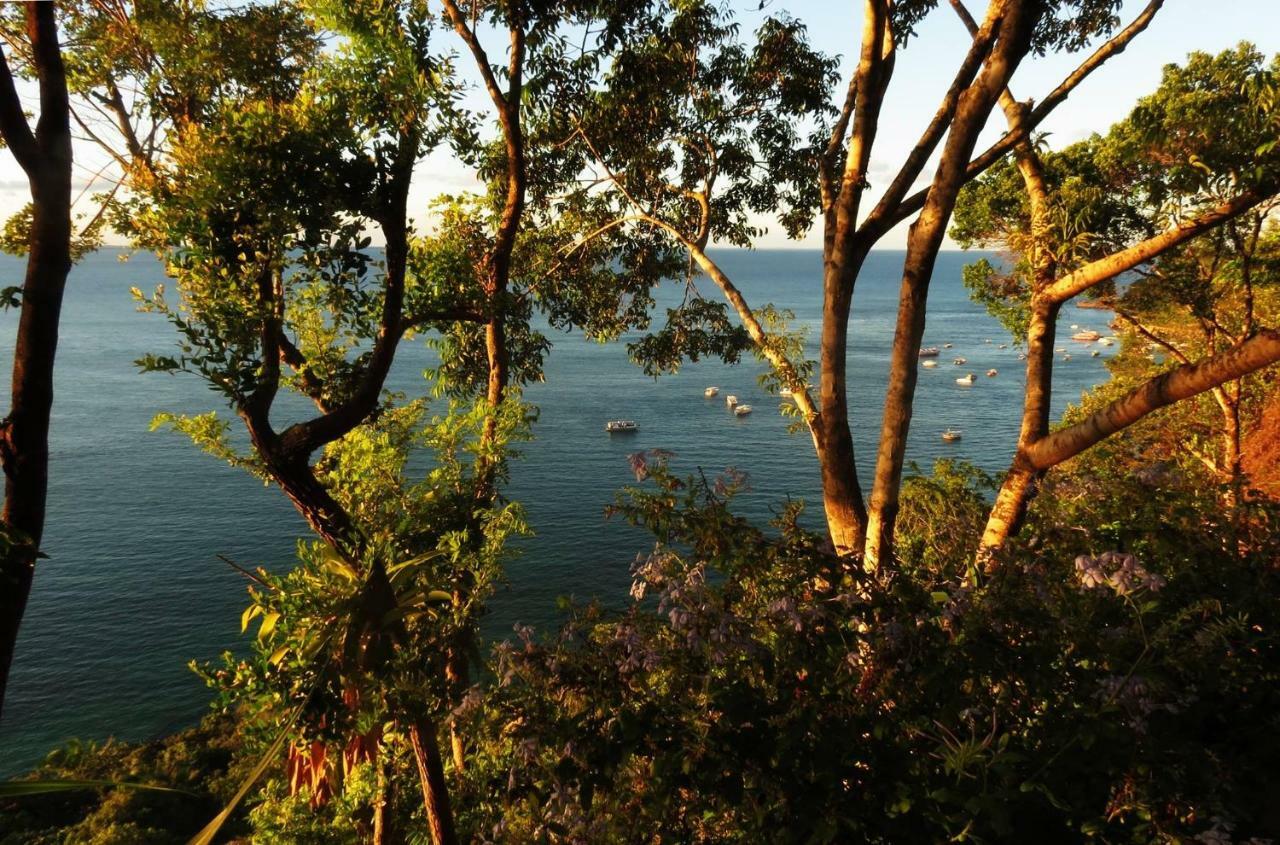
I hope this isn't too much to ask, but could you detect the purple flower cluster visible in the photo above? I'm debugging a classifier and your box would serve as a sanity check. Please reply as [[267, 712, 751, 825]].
[[1074, 551, 1166, 596]]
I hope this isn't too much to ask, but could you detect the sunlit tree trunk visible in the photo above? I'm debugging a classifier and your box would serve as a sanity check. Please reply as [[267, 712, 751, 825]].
[[865, 0, 1038, 568], [979, 297, 1058, 553], [978, 193, 1278, 556], [0, 3, 72, 720]]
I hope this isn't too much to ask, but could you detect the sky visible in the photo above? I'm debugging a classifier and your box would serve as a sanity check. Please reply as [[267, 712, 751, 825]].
[[3, 0, 1278, 250]]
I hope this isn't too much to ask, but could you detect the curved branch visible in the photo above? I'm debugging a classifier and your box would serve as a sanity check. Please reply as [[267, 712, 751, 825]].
[[1026, 329, 1280, 470], [1042, 187, 1277, 304]]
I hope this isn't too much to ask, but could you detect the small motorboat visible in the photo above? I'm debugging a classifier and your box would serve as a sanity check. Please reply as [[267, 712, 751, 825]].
[[941, 428, 962, 443], [997, 343, 1008, 349], [1072, 329, 1101, 342], [943, 343, 954, 349], [605, 420, 638, 433], [733, 404, 753, 416], [1063, 353, 1072, 361], [1099, 337, 1115, 347], [919, 347, 941, 358], [956, 373, 976, 386], [922, 360, 938, 369], [1054, 347, 1067, 353], [725, 394, 739, 408], [779, 387, 794, 398], [704, 386, 719, 398], [1070, 324, 1079, 330], [984, 338, 993, 344], [1017, 352, 1027, 360], [952, 356, 967, 365], [1091, 350, 1100, 357], [986, 368, 998, 377]]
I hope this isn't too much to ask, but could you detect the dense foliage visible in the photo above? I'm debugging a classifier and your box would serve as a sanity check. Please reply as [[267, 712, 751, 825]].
[[2, 3, 1279, 844]]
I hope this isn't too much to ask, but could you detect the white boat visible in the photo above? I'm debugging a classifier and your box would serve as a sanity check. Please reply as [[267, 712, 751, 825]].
[[1091, 350, 1100, 357], [943, 343, 954, 349], [1099, 337, 1115, 346], [605, 420, 637, 433], [921, 360, 938, 369], [1054, 347, 1067, 353], [733, 404, 753, 416], [984, 338, 992, 344], [919, 347, 940, 358], [941, 428, 962, 442], [704, 386, 719, 398], [986, 368, 998, 377], [1063, 353, 1072, 361], [952, 357, 967, 365], [779, 387, 794, 398], [1017, 352, 1027, 360], [956, 373, 976, 386], [1070, 324, 1079, 330], [725, 394, 738, 408], [1072, 329, 1101, 342], [997, 343, 1008, 349]]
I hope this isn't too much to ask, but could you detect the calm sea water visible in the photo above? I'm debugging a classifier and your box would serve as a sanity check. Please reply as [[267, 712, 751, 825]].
[[0, 249, 1114, 772]]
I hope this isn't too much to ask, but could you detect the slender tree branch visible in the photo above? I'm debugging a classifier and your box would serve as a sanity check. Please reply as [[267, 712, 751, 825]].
[[1042, 188, 1277, 303], [885, 0, 1165, 232], [0, 45, 37, 173], [861, 1, 999, 232], [1026, 328, 1280, 470]]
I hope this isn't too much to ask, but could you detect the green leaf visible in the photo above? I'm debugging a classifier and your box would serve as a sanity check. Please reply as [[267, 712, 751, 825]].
[[257, 611, 281, 640], [186, 708, 298, 845], [0, 779, 193, 798]]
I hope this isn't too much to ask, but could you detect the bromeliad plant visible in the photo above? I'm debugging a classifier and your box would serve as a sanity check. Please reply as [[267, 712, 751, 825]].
[[199, 398, 531, 843]]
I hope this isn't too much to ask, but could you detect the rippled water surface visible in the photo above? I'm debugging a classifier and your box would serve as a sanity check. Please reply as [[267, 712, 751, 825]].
[[0, 249, 1115, 771]]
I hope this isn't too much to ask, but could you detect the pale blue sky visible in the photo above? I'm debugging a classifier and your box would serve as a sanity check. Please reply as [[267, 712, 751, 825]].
[[5, 0, 1277, 249]]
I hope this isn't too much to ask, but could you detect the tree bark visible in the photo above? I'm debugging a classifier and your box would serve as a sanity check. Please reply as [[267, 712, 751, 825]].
[[865, 0, 1038, 568], [808, 0, 896, 555], [408, 717, 460, 845], [1025, 330, 1280, 468], [979, 297, 1058, 552], [0, 3, 72, 720]]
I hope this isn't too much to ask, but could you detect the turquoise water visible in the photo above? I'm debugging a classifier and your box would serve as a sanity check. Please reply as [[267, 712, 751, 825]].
[[0, 249, 1114, 772]]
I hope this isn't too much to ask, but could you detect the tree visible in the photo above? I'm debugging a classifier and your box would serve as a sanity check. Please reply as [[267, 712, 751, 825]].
[[951, 41, 1280, 557], [0, 2, 74, 721], [570, 0, 1164, 565], [59, 1, 676, 840]]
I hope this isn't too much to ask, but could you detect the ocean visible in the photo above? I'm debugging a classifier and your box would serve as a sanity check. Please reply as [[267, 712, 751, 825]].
[[0, 248, 1114, 773]]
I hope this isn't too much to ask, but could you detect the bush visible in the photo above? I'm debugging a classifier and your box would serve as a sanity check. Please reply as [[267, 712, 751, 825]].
[[454, 453, 1280, 843]]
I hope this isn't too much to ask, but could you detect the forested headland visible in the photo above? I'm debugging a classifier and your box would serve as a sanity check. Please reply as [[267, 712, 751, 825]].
[[1, 1, 1279, 842]]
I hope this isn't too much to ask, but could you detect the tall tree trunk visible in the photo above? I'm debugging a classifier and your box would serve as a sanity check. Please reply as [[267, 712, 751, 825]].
[[0, 3, 72, 720], [865, 0, 1038, 568], [979, 298, 1058, 552], [817, 244, 869, 555]]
